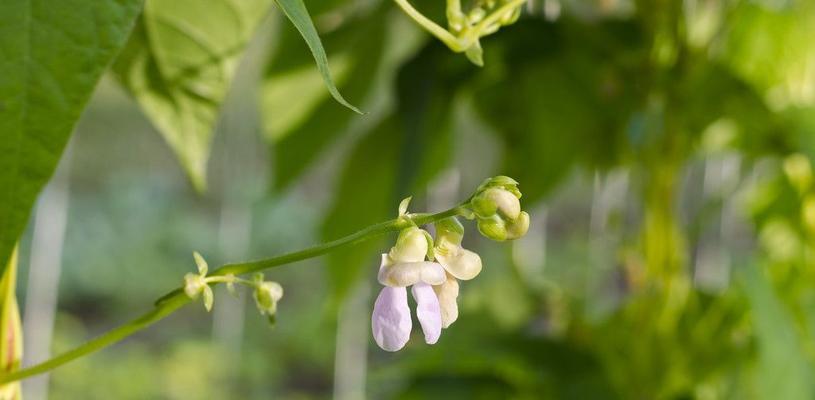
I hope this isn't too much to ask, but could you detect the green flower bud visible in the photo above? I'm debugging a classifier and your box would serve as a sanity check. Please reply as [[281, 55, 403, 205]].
[[476, 176, 520, 195], [391, 226, 431, 262], [183, 273, 207, 299], [184, 252, 215, 311], [499, 6, 521, 25], [505, 211, 530, 240], [471, 188, 521, 220], [477, 216, 507, 241], [253, 274, 283, 316], [467, 7, 486, 24]]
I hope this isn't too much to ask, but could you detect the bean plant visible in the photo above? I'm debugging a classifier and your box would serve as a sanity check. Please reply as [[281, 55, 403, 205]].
[[2, 0, 815, 398]]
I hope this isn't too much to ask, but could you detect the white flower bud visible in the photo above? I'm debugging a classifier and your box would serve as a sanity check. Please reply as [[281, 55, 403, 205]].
[[183, 273, 206, 299], [390, 227, 430, 262], [254, 280, 283, 316], [471, 188, 521, 220], [505, 211, 530, 240]]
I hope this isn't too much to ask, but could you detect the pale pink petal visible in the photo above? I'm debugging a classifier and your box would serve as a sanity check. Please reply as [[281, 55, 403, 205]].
[[372, 286, 412, 351], [378, 261, 446, 287], [411, 283, 442, 344]]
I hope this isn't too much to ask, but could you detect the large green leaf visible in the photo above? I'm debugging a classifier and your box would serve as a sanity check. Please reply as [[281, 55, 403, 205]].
[[261, 11, 386, 190], [0, 0, 143, 269], [114, 0, 270, 191], [273, 0, 363, 114]]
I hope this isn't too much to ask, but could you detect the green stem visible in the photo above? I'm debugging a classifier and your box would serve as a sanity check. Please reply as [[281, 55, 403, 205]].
[[0, 205, 465, 384], [392, 0, 464, 51], [0, 294, 190, 384]]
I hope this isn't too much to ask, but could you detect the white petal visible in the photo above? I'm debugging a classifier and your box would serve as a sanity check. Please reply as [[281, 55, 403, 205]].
[[372, 286, 412, 352], [379, 253, 392, 268], [436, 247, 482, 280], [411, 283, 442, 344], [433, 274, 460, 328], [378, 261, 446, 287]]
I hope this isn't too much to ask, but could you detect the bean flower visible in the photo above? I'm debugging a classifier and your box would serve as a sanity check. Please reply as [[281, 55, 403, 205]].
[[432, 217, 482, 328], [372, 176, 528, 351], [372, 226, 446, 351]]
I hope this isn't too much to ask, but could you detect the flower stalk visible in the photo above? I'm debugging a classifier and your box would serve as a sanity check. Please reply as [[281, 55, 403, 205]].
[[0, 204, 467, 385], [0, 176, 528, 383]]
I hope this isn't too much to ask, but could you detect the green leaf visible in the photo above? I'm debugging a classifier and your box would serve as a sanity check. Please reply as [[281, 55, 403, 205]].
[[261, 11, 386, 189], [0, 0, 143, 270], [272, 0, 363, 114], [742, 263, 813, 400], [114, 0, 270, 191]]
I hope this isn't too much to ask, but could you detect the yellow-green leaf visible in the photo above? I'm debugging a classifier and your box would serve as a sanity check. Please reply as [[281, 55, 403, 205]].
[[114, 0, 271, 191]]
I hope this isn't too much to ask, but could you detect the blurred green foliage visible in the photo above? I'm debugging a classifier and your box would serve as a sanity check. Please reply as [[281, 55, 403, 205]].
[[8, 0, 815, 399]]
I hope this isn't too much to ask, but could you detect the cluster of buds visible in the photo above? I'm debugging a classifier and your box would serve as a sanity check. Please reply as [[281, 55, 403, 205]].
[[467, 176, 530, 241], [446, 0, 525, 65], [183, 252, 283, 324], [393, 0, 526, 66], [371, 220, 480, 351], [372, 176, 529, 351]]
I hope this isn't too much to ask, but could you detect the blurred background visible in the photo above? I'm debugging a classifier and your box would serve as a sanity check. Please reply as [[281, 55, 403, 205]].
[[13, 0, 815, 398]]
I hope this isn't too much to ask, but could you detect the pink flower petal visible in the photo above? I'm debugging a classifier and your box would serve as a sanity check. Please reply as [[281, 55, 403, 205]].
[[411, 283, 442, 345], [371, 286, 412, 351]]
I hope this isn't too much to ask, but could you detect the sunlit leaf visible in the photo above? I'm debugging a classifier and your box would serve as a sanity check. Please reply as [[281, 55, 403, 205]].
[[723, 2, 815, 110], [0, 0, 142, 271], [273, 0, 363, 114], [114, 0, 271, 191]]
